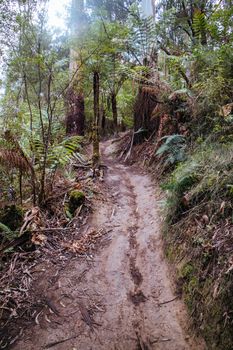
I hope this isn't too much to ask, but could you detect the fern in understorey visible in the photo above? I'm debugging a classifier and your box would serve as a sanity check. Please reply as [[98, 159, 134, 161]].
[[0, 149, 30, 173], [47, 136, 83, 169], [0, 222, 16, 241], [193, 9, 207, 43], [156, 134, 187, 165]]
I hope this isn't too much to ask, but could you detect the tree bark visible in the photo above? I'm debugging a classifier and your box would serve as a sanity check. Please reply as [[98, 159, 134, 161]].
[[111, 92, 118, 130], [66, 0, 85, 136], [66, 88, 85, 135], [92, 71, 100, 171], [133, 58, 153, 144]]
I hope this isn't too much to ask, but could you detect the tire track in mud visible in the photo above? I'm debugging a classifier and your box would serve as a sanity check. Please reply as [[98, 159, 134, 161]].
[[123, 177, 152, 348], [13, 139, 206, 350], [124, 180, 146, 307]]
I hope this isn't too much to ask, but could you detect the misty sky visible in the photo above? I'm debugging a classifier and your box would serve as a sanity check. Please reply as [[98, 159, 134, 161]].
[[47, 0, 154, 29], [48, 0, 71, 29]]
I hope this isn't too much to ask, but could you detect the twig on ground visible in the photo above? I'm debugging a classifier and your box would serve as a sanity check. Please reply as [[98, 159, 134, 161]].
[[43, 334, 80, 349], [158, 296, 178, 306]]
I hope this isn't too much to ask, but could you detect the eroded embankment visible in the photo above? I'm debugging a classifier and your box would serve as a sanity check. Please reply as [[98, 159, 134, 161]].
[[162, 144, 233, 350]]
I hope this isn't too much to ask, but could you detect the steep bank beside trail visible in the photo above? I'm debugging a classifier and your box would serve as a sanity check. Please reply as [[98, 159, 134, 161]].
[[13, 139, 205, 350]]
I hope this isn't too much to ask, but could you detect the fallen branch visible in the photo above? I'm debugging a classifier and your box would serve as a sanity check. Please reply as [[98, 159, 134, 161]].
[[31, 227, 72, 232], [0, 234, 30, 255], [124, 132, 134, 162], [135, 330, 152, 350], [43, 334, 80, 349], [158, 296, 178, 306], [44, 184, 77, 204], [111, 131, 131, 144], [151, 338, 171, 344]]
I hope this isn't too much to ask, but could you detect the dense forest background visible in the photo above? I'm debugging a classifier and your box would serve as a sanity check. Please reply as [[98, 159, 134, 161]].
[[0, 0, 233, 349]]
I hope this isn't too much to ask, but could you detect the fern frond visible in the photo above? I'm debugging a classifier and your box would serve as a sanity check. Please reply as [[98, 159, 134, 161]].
[[0, 222, 16, 240], [193, 9, 207, 38], [0, 149, 30, 172], [47, 136, 83, 169], [3, 130, 35, 175], [156, 134, 187, 165]]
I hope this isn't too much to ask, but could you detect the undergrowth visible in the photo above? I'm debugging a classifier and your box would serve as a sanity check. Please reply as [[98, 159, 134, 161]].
[[163, 142, 233, 349]]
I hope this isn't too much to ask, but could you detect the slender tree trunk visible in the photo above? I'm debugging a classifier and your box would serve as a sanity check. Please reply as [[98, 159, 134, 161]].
[[66, 87, 85, 135], [133, 57, 151, 144], [23, 73, 33, 134], [100, 95, 106, 131], [111, 91, 118, 130], [92, 71, 100, 171], [94, 72, 100, 125], [66, 0, 85, 136], [151, 0, 156, 17], [102, 109, 106, 130], [19, 170, 23, 205]]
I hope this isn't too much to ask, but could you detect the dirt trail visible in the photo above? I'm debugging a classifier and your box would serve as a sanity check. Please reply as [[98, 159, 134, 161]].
[[14, 139, 205, 350]]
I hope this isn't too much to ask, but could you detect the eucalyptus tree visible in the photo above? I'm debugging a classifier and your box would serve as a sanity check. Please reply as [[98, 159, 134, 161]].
[[86, 0, 141, 22], [66, 0, 87, 136]]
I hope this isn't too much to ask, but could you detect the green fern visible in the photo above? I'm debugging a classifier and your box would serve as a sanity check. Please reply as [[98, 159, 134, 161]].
[[193, 9, 207, 40], [0, 222, 16, 240], [156, 134, 187, 165], [47, 136, 83, 169], [128, 14, 157, 62]]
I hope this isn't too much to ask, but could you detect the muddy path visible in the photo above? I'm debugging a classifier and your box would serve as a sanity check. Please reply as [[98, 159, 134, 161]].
[[13, 139, 205, 350]]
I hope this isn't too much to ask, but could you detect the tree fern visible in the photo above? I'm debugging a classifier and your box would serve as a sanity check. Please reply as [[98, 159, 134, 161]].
[[128, 13, 157, 63]]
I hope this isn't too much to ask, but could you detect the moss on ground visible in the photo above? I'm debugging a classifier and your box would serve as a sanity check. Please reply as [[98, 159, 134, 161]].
[[68, 190, 85, 215]]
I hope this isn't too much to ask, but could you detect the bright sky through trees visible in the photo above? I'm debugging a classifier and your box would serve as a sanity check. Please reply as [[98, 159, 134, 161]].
[[48, 0, 70, 29]]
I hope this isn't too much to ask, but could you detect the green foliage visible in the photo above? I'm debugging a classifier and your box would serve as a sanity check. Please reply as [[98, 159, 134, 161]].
[[0, 1, 74, 204], [117, 80, 136, 127], [68, 190, 85, 215], [156, 134, 187, 165], [192, 44, 233, 107], [164, 141, 233, 350], [128, 14, 157, 63], [164, 142, 233, 225], [208, 6, 233, 44], [0, 205, 23, 231], [192, 9, 207, 42], [33, 135, 83, 170], [0, 222, 15, 240]]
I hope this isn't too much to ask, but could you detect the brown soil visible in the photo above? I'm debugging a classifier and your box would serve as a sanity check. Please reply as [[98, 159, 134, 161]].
[[12, 139, 206, 350]]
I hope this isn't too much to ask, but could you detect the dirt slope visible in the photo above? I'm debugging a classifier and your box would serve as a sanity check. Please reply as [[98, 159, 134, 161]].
[[13, 140, 205, 350]]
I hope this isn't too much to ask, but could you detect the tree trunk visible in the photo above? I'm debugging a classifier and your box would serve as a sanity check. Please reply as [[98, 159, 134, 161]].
[[66, 0, 85, 136], [19, 170, 23, 205], [100, 96, 106, 131], [133, 58, 152, 144], [92, 71, 100, 171], [66, 88, 85, 135], [111, 91, 118, 130]]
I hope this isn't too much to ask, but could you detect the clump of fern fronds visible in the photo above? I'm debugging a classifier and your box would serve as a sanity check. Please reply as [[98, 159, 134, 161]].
[[163, 142, 233, 224], [156, 134, 187, 165], [2, 130, 34, 174], [0, 149, 30, 172]]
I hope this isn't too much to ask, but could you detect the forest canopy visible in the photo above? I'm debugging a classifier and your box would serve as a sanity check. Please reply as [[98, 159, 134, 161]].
[[0, 1, 233, 349]]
